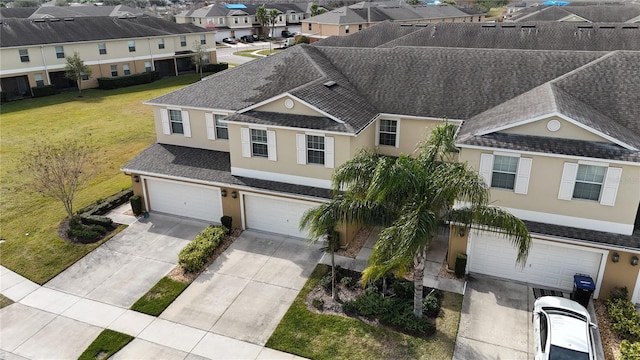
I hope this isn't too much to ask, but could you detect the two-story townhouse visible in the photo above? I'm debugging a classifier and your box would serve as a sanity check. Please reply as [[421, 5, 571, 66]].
[[302, 2, 482, 40], [122, 24, 640, 305], [509, 4, 640, 23], [0, 16, 215, 100]]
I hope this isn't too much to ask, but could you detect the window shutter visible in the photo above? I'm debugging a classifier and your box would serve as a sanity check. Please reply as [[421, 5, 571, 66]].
[[374, 120, 380, 146], [161, 109, 170, 135], [394, 119, 400, 149], [205, 113, 215, 140], [296, 134, 306, 165], [182, 111, 191, 138], [514, 157, 532, 194], [241, 128, 250, 158], [558, 162, 578, 200], [600, 167, 622, 206], [267, 130, 277, 161], [325, 136, 334, 168], [479, 154, 493, 186]]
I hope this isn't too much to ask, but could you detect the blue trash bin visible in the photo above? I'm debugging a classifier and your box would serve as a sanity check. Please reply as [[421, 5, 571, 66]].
[[572, 274, 595, 308]]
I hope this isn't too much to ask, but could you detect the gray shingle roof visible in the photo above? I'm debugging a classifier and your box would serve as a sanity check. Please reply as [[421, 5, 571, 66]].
[[514, 5, 640, 23], [0, 16, 209, 48], [307, 3, 470, 24], [226, 111, 353, 133], [122, 143, 332, 200], [28, 5, 144, 18], [313, 21, 422, 48], [525, 220, 640, 250], [0, 7, 37, 19]]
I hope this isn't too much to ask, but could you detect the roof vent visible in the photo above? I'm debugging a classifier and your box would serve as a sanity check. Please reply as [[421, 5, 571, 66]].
[[34, 18, 46, 22], [622, 24, 638, 29], [501, 24, 516, 28], [400, 23, 413, 27], [577, 24, 592, 29], [415, 23, 427, 27], [63, 18, 74, 21], [482, 23, 496, 27], [521, 24, 536, 28], [323, 80, 337, 88], [50, 18, 60, 22], [599, 25, 615, 29]]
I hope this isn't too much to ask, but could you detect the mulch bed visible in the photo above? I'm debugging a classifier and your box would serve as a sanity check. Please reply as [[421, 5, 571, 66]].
[[594, 299, 621, 360]]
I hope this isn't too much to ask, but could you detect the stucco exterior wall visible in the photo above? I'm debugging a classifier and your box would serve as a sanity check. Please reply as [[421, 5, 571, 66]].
[[255, 96, 327, 117], [220, 186, 242, 230], [375, 117, 445, 157], [447, 225, 469, 270], [153, 107, 231, 152], [600, 251, 640, 300], [500, 117, 612, 143]]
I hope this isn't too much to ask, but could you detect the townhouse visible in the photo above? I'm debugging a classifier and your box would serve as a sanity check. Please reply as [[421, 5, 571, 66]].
[[122, 22, 640, 304], [0, 16, 215, 100], [508, 4, 640, 23]]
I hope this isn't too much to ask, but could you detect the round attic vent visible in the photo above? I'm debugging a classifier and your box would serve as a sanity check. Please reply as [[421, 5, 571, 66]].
[[547, 119, 561, 132], [284, 99, 294, 109]]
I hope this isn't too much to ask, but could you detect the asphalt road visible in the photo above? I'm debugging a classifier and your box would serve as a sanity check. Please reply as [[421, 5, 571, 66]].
[[215, 41, 275, 65]]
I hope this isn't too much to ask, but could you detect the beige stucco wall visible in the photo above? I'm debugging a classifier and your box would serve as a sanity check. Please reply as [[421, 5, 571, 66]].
[[375, 118, 445, 157], [336, 222, 362, 247], [255, 96, 326, 117], [153, 107, 231, 152], [447, 225, 469, 270], [220, 186, 242, 230], [600, 251, 640, 300], [460, 147, 640, 226], [500, 117, 611, 143], [350, 121, 376, 155]]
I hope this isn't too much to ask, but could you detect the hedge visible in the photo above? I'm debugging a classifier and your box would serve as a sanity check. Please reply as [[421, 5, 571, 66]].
[[606, 296, 640, 341], [97, 71, 160, 90], [31, 85, 57, 98], [178, 225, 228, 272], [201, 63, 228, 73], [621, 340, 640, 360], [77, 189, 133, 216]]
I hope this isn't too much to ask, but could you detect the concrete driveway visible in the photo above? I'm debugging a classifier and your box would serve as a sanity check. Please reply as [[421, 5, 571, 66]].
[[43, 213, 209, 307]]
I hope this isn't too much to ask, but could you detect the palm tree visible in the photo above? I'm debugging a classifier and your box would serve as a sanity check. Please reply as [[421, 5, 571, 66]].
[[268, 9, 279, 39], [299, 214, 341, 299], [256, 5, 268, 36], [300, 123, 531, 318]]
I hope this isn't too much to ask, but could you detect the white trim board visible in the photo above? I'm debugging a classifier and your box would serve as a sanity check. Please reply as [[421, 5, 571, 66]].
[[632, 271, 640, 305], [238, 93, 346, 124], [230, 167, 332, 189], [504, 206, 634, 235]]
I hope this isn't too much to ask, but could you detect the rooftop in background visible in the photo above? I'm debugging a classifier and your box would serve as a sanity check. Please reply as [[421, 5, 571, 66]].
[[0, 5, 145, 19], [509, 4, 640, 22]]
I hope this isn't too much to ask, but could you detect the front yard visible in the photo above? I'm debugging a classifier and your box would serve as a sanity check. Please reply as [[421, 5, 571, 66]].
[[0, 75, 204, 284]]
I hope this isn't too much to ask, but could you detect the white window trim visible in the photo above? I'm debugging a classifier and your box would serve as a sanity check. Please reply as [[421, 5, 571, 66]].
[[241, 127, 276, 161], [557, 162, 621, 206], [296, 133, 334, 168], [162, 108, 191, 137], [375, 118, 400, 148], [479, 153, 532, 194]]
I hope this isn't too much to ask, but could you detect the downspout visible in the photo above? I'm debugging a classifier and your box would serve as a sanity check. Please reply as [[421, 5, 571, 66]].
[[39, 45, 51, 85], [147, 37, 155, 71]]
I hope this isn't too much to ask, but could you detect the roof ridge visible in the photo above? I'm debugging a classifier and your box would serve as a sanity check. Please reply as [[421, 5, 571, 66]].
[[550, 50, 619, 85]]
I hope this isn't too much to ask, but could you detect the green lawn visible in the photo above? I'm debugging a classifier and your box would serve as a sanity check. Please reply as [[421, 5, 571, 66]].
[[78, 329, 134, 360], [0, 75, 204, 284], [0, 294, 14, 309], [266, 265, 463, 360], [130, 277, 189, 316], [233, 49, 262, 59]]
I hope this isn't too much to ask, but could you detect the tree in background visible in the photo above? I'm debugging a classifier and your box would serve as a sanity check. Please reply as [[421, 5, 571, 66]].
[[256, 5, 268, 36], [310, 3, 327, 16], [21, 139, 98, 218], [64, 52, 92, 97], [296, 35, 310, 44], [268, 8, 279, 38], [191, 40, 209, 79]]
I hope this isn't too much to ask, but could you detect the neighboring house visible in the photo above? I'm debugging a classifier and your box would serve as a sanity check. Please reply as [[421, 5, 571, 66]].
[[122, 22, 640, 306], [175, 3, 317, 41], [301, 1, 483, 40], [508, 4, 640, 23], [0, 16, 215, 101]]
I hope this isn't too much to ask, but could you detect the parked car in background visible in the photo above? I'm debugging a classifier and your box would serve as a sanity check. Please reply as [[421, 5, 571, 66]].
[[222, 37, 236, 44], [240, 35, 253, 43], [281, 30, 294, 38], [532, 296, 597, 360]]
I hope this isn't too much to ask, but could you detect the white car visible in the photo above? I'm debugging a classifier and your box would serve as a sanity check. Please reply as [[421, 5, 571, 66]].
[[533, 296, 597, 360]]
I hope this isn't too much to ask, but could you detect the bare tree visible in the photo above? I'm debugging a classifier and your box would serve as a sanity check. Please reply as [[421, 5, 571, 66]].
[[192, 40, 209, 79], [65, 52, 92, 97], [21, 139, 98, 218]]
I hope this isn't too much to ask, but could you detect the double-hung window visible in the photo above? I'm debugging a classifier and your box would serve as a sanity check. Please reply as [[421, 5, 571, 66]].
[[558, 162, 622, 206], [158, 38, 165, 49], [169, 109, 183, 134], [123, 64, 131, 76], [55, 46, 65, 59], [479, 153, 532, 194], [98, 43, 107, 55], [110, 65, 118, 77], [19, 49, 29, 62], [200, 34, 206, 45], [241, 128, 276, 160], [161, 109, 191, 137], [377, 119, 399, 147], [180, 36, 187, 47], [34, 74, 45, 87], [144, 61, 152, 72], [251, 129, 268, 157], [215, 115, 228, 139], [296, 133, 334, 168], [128, 40, 136, 52]]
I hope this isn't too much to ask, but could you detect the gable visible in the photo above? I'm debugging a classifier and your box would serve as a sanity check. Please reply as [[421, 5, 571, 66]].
[[560, 14, 590, 22], [499, 116, 612, 143], [254, 96, 327, 118]]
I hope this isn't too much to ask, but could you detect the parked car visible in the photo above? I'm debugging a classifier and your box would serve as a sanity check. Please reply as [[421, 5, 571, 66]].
[[251, 34, 260, 41], [240, 35, 253, 43], [222, 37, 236, 44], [281, 30, 293, 38], [532, 296, 597, 360]]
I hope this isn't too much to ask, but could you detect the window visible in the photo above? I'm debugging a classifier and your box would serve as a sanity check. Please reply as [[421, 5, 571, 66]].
[[98, 43, 107, 55], [308, 23, 312, 31], [234, 17, 239, 24], [491, 155, 519, 190], [200, 34, 206, 45], [215, 114, 228, 139], [81, 72, 89, 81], [55, 46, 64, 59], [19, 49, 29, 62], [180, 36, 187, 47], [128, 40, 136, 52], [292, 14, 297, 21], [144, 61, 152, 72], [218, 17, 224, 25], [169, 109, 184, 134], [278, 15, 283, 22], [307, 135, 325, 165], [573, 164, 606, 201], [34, 74, 45, 87], [243, 16, 248, 23], [479, 153, 532, 194], [358, 24, 363, 31], [345, 25, 350, 34], [158, 38, 165, 49], [110, 65, 118, 77], [378, 119, 398, 146], [123, 64, 131, 76], [251, 129, 268, 157]]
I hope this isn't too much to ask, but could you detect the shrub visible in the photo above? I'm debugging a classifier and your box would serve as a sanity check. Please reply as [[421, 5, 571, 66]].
[[606, 296, 640, 342], [31, 85, 57, 98], [621, 340, 640, 360], [80, 214, 113, 228], [77, 189, 133, 215], [130, 195, 142, 216], [455, 253, 467, 278], [220, 215, 232, 233], [178, 225, 227, 272], [201, 63, 228, 73], [391, 278, 414, 299], [319, 273, 332, 293], [610, 286, 629, 301], [312, 297, 324, 310], [0, 91, 6, 104], [340, 276, 354, 289], [296, 35, 310, 44], [67, 227, 101, 243], [89, 224, 107, 234], [97, 72, 160, 90], [423, 295, 441, 317]]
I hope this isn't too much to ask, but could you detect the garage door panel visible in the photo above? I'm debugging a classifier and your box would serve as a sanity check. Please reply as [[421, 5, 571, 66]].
[[469, 234, 601, 291], [244, 194, 318, 239], [146, 179, 222, 222]]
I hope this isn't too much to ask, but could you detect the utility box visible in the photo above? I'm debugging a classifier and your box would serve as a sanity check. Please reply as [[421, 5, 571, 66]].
[[572, 274, 595, 308]]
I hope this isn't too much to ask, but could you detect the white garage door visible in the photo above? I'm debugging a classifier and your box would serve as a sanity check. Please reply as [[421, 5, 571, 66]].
[[468, 233, 603, 291], [146, 178, 222, 222], [243, 194, 318, 239]]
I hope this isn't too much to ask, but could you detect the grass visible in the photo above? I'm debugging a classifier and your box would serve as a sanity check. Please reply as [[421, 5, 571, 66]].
[[256, 49, 281, 56], [78, 329, 134, 360], [0, 294, 14, 309], [266, 265, 463, 360], [233, 49, 262, 59], [0, 74, 204, 284], [130, 277, 189, 316]]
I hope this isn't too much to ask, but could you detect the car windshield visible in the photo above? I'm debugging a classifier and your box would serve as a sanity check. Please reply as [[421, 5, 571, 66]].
[[549, 345, 589, 360]]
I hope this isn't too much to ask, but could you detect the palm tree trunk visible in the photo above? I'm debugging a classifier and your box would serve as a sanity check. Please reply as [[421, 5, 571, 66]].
[[331, 250, 337, 300], [413, 245, 426, 318]]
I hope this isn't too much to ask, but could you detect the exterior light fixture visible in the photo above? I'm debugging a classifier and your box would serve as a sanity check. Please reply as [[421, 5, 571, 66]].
[[133, 175, 140, 183], [632, 256, 639, 266], [611, 253, 620, 263], [458, 227, 466, 237], [231, 191, 238, 199], [221, 189, 227, 197]]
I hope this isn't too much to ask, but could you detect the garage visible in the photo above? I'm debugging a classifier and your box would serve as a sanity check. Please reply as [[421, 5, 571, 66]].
[[468, 232, 604, 292], [145, 178, 223, 222], [243, 193, 319, 239]]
